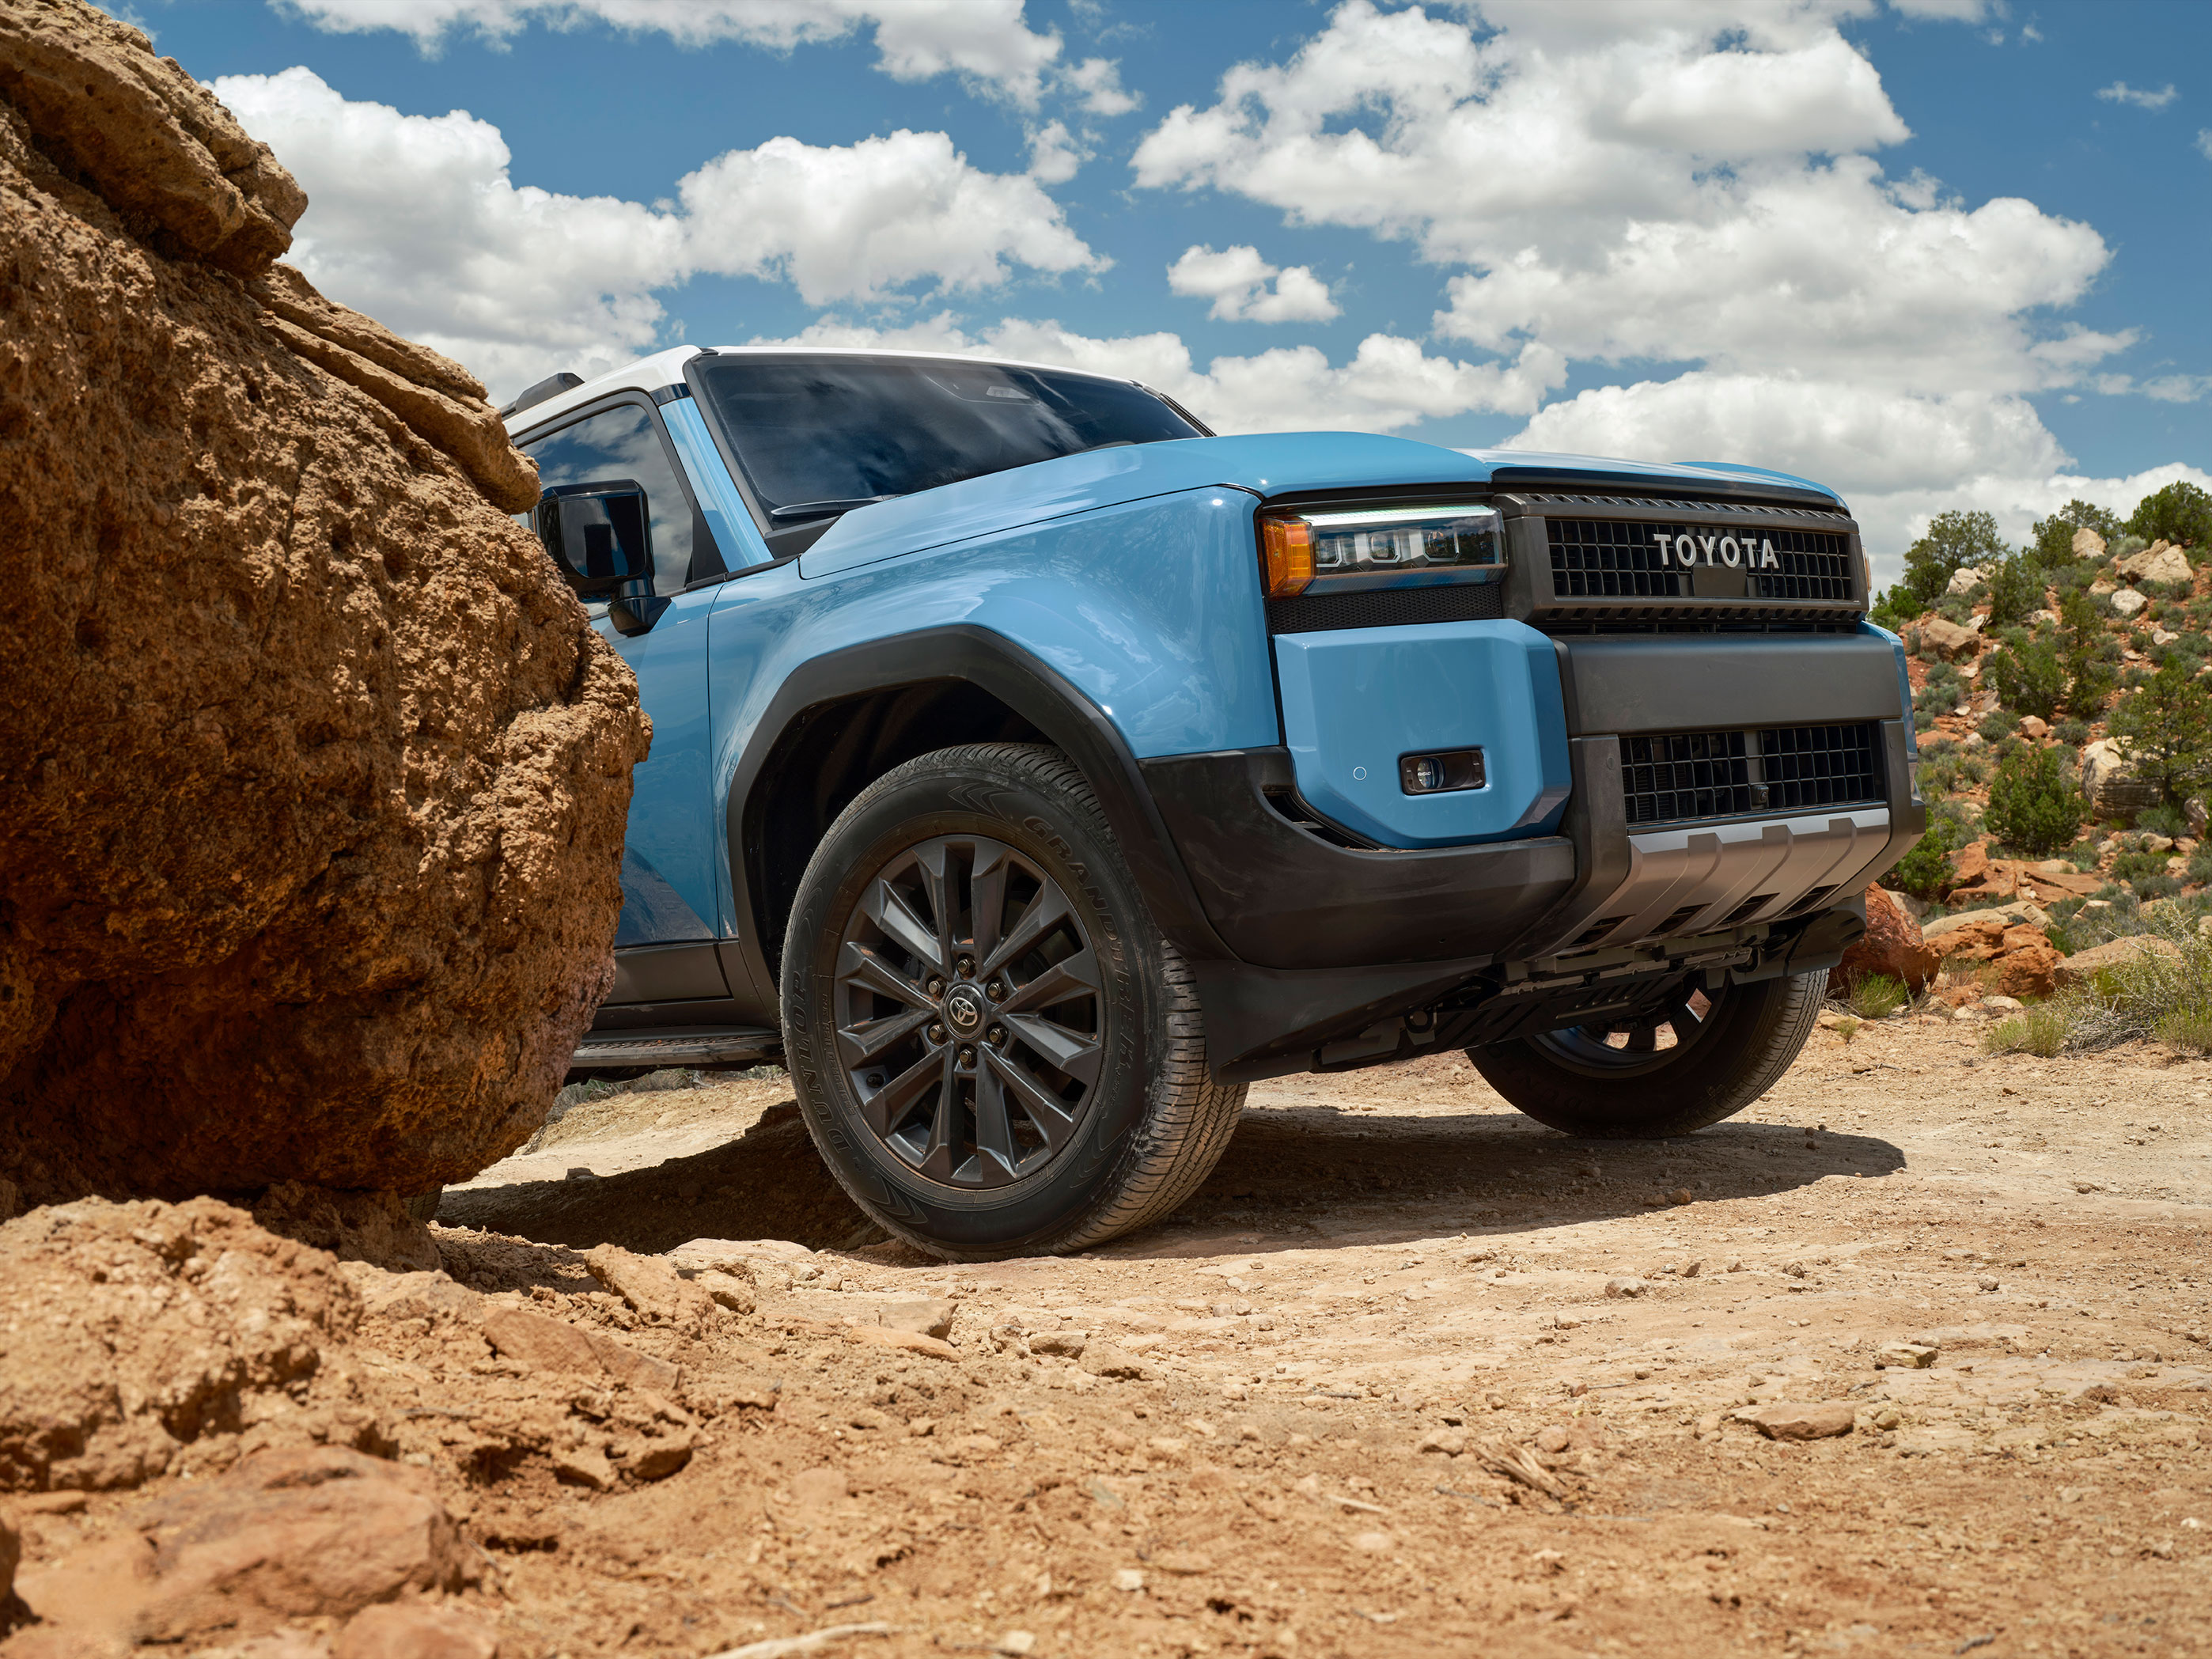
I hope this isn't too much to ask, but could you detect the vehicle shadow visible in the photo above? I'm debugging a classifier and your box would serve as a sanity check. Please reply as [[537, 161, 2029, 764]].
[[438, 1089, 1903, 1261], [1114, 1100, 1907, 1257]]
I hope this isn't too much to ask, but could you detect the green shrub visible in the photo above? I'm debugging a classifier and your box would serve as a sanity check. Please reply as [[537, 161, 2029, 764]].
[[1987, 639, 2064, 720], [2134, 803, 2187, 839], [1983, 744, 2084, 855], [1888, 811, 1959, 900], [2111, 847, 2169, 887], [2190, 847, 2212, 884], [1983, 1004, 2070, 1058], [1871, 587, 1917, 633], [1917, 743, 1986, 797], [2108, 660, 2212, 805], [2062, 837, 2102, 866], [1847, 973, 1908, 1020], [1902, 510, 2009, 610], [2157, 1010, 2212, 1053], [1984, 555, 2042, 627], [2030, 498, 2121, 567], [2127, 481, 2212, 553], [1978, 709, 2020, 744], [2057, 591, 2117, 715], [2054, 718, 2090, 746]]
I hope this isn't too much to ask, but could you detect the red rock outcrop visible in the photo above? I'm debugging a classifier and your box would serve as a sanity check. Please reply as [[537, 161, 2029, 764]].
[[1839, 884, 1939, 992], [1929, 918, 2062, 999], [0, 0, 650, 1207]]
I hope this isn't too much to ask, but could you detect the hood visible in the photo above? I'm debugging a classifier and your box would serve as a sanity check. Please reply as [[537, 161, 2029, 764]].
[[798, 431, 1844, 580]]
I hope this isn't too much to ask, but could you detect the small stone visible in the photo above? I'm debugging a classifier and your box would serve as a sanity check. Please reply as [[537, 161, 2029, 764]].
[[995, 1634, 1037, 1657], [2112, 587, 2149, 619], [1976, 1275, 2000, 1293], [1416, 1428, 1468, 1456], [1079, 1343, 1150, 1380], [1604, 1277, 1647, 1298], [1535, 1425, 1571, 1453], [1668, 1187, 1693, 1206], [552, 1445, 615, 1490], [847, 1325, 960, 1362], [1876, 1342, 1937, 1369], [1740, 1402, 1855, 1441], [1532, 1547, 1566, 1574], [1114, 1568, 1146, 1593], [585, 1244, 717, 1335], [857, 1298, 956, 1339], [626, 1435, 695, 1481], [1029, 1331, 1089, 1359], [1681, 1259, 1703, 1278], [1151, 1551, 1213, 1576], [694, 1269, 756, 1313], [1870, 1406, 1902, 1430]]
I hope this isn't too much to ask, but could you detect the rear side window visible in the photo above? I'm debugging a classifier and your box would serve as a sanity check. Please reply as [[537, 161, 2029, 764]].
[[522, 402, 713, 597], [691, 354, 1203, 524]]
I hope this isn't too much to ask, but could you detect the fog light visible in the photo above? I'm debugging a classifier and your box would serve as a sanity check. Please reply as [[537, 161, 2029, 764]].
[[1400, 748, 1485, 794]]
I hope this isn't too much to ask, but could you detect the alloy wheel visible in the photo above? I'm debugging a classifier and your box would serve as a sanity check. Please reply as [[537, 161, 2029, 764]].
[[831, 835, 1105, 1188]]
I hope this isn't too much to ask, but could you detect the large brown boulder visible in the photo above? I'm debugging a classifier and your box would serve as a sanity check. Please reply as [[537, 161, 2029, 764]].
[[1839, 884, 1938, 992], [0, 0, 649, 1206]]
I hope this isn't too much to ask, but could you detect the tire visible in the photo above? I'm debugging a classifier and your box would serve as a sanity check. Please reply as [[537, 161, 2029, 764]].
[[1468, 969, 1828, 1138], [780, 742, 1246, 1259]]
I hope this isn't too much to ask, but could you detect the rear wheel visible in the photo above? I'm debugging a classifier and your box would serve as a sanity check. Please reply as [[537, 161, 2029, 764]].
[[781, 743, 1245, 1259], [1468, 970, 1827, 1138]]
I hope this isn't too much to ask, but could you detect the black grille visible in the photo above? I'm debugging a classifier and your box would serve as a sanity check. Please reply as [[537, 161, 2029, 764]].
[[1749, 528, 1854, 600], [1619, 724, 1884, 828], [1267, 581, 1504, 634], [1547, 519, 1691, 598]]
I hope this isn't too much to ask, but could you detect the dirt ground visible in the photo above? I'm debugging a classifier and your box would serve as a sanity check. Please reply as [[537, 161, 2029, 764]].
[[13, 1007, 2211, 1659]]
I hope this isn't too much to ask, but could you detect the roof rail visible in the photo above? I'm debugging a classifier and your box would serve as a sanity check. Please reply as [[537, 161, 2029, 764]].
[[497, 371, 584, 422]]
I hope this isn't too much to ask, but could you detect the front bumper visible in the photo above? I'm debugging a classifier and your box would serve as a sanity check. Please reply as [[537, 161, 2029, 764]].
[[1140, 631, 1925, 1076]]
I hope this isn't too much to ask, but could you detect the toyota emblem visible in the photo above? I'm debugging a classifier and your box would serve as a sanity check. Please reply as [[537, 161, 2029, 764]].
[[946, 990, 983, 1031]]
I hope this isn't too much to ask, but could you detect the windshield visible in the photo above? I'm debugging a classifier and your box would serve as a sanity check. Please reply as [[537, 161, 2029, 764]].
[[691, 354, 1204, 520]]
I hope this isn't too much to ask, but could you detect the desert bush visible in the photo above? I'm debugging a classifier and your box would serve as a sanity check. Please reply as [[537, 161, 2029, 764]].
[[1887, 809, 1960, 900], [1917, 742, 1986, 797], [1902, 510, 2009, 610], [1989, 642, 2065, 718], [2056, 592, 2117, 715], [1847, 973, 1909, 1020], [2054, 718, 2091, 746], [2029, 498, 2121, 567], [2127, 481, 2212, 554], [1984, 555, 2042, 627], [1979, 709, 2020, 744], [1983, 744, 2084, 854], [2134, 803, 2187, 839], [1983, 903, 2212, 1055], [2189, 846, 2212, 884], [2108, 660, 2212, 805], [1983, 1003, 2070, 1059], [2110, 847, 2170, 888]]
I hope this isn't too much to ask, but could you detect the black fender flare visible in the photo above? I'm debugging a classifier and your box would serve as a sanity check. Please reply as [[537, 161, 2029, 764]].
[[721, 623, 1237, 1012]]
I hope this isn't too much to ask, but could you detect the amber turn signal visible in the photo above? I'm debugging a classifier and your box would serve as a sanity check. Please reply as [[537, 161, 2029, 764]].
[[1259, 514, 1315, 598]]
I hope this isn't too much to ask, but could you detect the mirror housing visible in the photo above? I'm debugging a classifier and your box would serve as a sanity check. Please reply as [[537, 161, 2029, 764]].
[[532, 480, 668, 636]]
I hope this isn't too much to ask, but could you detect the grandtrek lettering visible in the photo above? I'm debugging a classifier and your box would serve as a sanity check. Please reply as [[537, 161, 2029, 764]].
[[1651, 532, 1781, 570]]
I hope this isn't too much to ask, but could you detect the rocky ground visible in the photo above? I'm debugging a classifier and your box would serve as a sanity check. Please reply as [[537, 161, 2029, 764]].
[[6, 1011, 2210, 1659]]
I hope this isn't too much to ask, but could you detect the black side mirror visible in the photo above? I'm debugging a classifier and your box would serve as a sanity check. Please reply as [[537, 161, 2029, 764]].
[[533, 480, 668, 636]]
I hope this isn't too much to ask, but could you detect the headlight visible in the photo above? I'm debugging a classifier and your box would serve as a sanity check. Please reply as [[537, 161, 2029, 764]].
[[1259, 504, 1502, 599]]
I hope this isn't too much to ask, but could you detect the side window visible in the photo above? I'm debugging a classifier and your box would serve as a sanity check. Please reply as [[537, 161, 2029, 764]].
[[522, 403, 708, 598]]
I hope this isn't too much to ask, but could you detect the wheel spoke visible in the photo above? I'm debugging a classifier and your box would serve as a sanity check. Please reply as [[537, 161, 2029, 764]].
[[987, 1047, 1079, 1151], [841, 940, 934, 1010], [835, 1005, 934, 1070], [865, 877, 948, 979], [968, 841, 1012, 968], [981, 880, 1072, 976], [998, 947, 1100, 1016], [972, 1062, 1021, 1182], [1004, 1012, 1102, 1087], [911, 841, 956, 974], [915, 1047, 964, 1180], [863, 1043, 943, 1138]]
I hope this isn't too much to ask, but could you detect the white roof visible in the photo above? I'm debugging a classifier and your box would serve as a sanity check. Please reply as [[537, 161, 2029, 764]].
[[502, 343, 1149, 436]]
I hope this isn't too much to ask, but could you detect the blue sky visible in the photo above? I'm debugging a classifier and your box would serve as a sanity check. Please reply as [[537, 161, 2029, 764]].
[[139, 0, 2210, 577]]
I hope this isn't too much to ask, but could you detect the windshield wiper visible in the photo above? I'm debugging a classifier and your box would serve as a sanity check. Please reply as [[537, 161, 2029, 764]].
[[768, 495, 900, 521]]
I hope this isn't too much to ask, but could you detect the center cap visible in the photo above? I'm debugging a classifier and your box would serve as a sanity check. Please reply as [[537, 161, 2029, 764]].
[[943, 984, 987, 1034]]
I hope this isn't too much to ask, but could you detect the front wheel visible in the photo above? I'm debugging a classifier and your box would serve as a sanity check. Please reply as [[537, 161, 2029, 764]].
[[1468, 970, 1827, 1138], [780, 743, 1245, 1259]]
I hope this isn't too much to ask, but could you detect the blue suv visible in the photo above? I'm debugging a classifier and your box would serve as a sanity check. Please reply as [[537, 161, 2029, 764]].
[[504, 347, 1923, 1259]]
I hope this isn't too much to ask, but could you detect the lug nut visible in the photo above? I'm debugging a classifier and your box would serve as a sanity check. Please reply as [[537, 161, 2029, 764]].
[[926, 977, 945, 997], [959, 1046, 975, 1068], [986, 979, 1005, 1000], [988, 1024, 1006, 1045], [956, 956, 975, 976], [928, 1023, 946, 1043]]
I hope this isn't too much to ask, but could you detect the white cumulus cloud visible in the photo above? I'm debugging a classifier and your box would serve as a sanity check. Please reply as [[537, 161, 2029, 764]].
[[1166, 244, 1339, 324], [214, 70, 1101, 396], [276, 0, 1066, 106], [2096, 81, 2179, 111], [676, 130, 1104, 305]]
